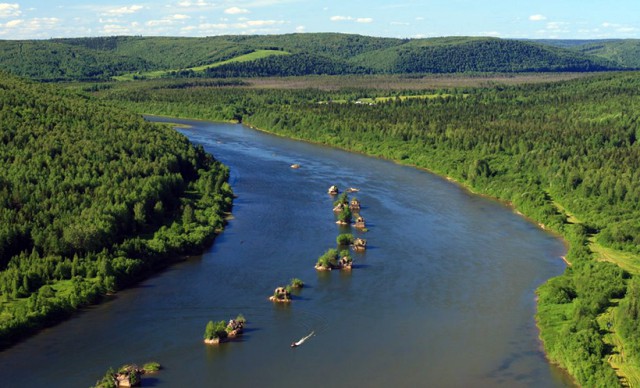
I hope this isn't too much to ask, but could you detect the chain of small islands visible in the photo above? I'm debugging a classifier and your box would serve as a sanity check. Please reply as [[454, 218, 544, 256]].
[[95, 184, 369, 387], [269, 184, 368, 304], [201, 184, 369, 345]]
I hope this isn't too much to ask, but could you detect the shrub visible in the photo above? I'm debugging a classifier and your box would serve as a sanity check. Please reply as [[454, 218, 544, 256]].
[[316, 249, 339, 268], [290, 278, 304, 288], [142, 362, 161, 372], [336, 234, 355, 246], [337, 207, 352, 223]]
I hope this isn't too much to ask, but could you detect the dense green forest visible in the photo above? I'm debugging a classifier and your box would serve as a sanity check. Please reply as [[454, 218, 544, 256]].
[[0, 73, 233, 348], [0, 34, 636, 81], [348, 38, 620, 73], [92, 72, 640, 386], [538, 39, 640, 69]]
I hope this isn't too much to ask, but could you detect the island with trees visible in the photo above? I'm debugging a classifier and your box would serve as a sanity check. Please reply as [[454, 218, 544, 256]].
[[204, 314, 246, 344], [269, 286, 292, 303], [268, 278, 306, 303], [93, 362, 161, 388]]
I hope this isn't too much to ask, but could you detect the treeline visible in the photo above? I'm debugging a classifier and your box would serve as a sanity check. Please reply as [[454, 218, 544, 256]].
[[94, 72, 640, 386], [0, 73, 233, 348]]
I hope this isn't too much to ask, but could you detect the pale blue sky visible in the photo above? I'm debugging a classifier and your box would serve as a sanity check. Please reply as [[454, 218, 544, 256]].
[[0, 0, 638, 40]]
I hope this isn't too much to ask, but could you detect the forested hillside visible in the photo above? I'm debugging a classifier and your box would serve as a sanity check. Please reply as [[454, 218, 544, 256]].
[[575, 40, 640, 69], [537, 39, 640, 69], [349, 38, 620, 73], [93, 72, 640, 386], [0, 40, 153, 81], [0, 34, 635, 81], [0, 73, 233, 348]]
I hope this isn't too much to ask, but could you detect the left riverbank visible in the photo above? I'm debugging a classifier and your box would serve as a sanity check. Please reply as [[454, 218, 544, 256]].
[[0, 74, 234, 350]]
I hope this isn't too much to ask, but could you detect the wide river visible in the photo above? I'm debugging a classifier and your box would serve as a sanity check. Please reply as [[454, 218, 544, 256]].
[[0, 118, 574, 387]]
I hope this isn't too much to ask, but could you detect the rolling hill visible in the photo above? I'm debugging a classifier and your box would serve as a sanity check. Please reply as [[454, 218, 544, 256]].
[[0, 34, 635, 81]]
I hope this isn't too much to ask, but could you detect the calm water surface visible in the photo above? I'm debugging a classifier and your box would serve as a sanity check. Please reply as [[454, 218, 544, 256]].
[[0, 118, 574, 387]]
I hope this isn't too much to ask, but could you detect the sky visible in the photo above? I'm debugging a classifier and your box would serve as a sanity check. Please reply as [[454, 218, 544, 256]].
[[0, 0, 638, 40]]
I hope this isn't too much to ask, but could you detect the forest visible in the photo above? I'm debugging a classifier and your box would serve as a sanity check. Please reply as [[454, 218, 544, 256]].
[[0, 73, 233, 348], [0, 34, 637, 81], [90, 72, 640, 387]]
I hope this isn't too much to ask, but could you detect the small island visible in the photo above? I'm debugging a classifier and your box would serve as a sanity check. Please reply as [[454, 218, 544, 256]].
[[93, 362, 161, 388], [336, 206, 352, 225], [339, 250, 353, 270], [328, 185, 339, 195], [204, 314, 246, 344], [315, 248, 353, 271], [349, 198, 361, 211], [333, 192, 350, 212], [354, 215, 366, 229], [290, 278, 304, 289], [315, 248, 339, 271], [352, 238, 367, 251], [269, 286, 292, 303]]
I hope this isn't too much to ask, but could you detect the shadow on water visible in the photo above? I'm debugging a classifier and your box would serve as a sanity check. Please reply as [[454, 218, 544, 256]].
[[141, 377, 161, 387], [289, 294, 312, 301]]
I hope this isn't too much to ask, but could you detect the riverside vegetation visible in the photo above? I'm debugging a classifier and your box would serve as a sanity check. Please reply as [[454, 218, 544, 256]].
[[88, 71, 640, 387], [0, 73, 233, 349]]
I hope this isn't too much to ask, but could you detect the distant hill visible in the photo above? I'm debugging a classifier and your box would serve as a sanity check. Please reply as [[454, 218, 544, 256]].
[[574, 40, 640, 69], [0, 34, 634, 81], [0, 40, 153, 81], [350, 37, 621, 73], [532, 39, 640, 69]]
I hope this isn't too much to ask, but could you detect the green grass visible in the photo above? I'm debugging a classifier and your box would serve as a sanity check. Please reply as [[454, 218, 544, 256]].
[[327, 93, 457, 104], [189, 49, 289, 71], [551, 196, 640, 384], [113, 50, 290, 81], [591, 239, 640, 276], [552, 196, 640, 275], [600, 305, 640, 387]]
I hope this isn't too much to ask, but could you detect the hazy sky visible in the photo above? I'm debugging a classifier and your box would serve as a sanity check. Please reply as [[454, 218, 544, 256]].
[[0, 1, 638, 40]]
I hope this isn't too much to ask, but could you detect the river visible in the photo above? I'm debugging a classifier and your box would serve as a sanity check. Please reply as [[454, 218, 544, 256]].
[[0, 118, 573, 387]]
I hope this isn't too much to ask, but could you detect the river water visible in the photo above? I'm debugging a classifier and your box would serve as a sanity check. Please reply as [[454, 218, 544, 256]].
[[0, 118, 573, 387]]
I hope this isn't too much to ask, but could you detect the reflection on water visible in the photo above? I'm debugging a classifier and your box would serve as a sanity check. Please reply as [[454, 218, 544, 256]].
[[0, 118, 574, 387]]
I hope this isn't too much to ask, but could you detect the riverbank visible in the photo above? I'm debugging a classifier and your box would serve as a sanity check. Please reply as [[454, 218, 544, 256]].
[[0, 100, 234, 351]]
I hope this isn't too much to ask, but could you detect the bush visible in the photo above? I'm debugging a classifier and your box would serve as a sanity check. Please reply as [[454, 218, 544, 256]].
[[204, 320, 228, 340], [290, 278, 304, 288], [336, 234, 354, 246], [316, 249, 339, 268], [337, 207, 352, 223], [142, 362, 161, 372]]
